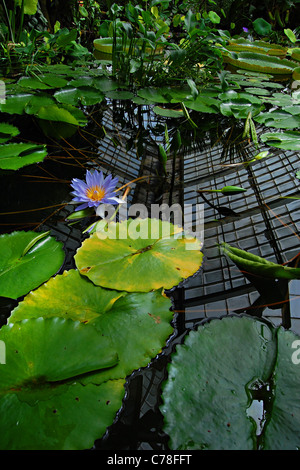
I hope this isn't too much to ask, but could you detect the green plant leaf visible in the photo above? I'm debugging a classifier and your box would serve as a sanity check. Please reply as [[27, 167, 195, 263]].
[[54, 86, 104, 106], [0, 142, 48, 170], [9, 269, 126, 324], [137, 86, 191, 104], [252, 18, 272, 36], [284, 28, 297, 43], [220, 242, 300, 280], [18, 75, 68, 90], [0, 93, 33, 114], [262, 328, 300, 449], [36, 104, 78, 125], [15, 0, 38, 15], [74, 218, 203, 292], [254, 110, 300, 129], [153, 106, 184, 119], [24, 94, 56, 115], [161, 315, 300, 450], [0, 231, 65, 299], [260, 131, 300, 151], [208, 11, 221, 24], [0, 317, 124, 450], [183, 93, 220, 114], [8, 269, 174, 384], [0, 123, 19, 143], [225, 38, 286, 57]]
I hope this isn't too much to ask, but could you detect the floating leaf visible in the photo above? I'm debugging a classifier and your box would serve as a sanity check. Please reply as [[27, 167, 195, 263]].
[[54, 86, 104, 106], [0, 142, 48, 170], [254, 110, 300, 129], [0, 93, 33, 114], [0, 231, 65, 299], [74, 218, 203, 292], [260, 131, 300, 151], [284, 28, 297, 44], [9, 269, 174, 384], [105, 90, 134, 100], [183, 93, 220, 114], [24, 94, 56, 115], [222, 51, 298, 75], [36, 104, 79, 125], [0, 123, 19, 143], [137, 86, 191, 104], [0, 317, 124, 450], [226, 38, 286, 57], [9, 269, 125, 324], [218, 91, 263, 118], [18, 75, 68, 90], [161, 315, 300, 450]]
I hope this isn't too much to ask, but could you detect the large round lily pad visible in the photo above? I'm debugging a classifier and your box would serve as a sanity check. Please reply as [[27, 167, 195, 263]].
[[74, 218, 203, 292], [0, 231, 65, 299], [9, 269, 174, 383], [160, 315, 300, 450], [0, 317, 125, 450]]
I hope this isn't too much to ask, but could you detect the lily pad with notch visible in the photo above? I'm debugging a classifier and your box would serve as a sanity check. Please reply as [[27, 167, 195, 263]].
[[0, 230, 65, 299], [8, 269, 174, 384], [74, 218, 203, 292], [0, 316, 124, 450], [161, 315, 300, 450]]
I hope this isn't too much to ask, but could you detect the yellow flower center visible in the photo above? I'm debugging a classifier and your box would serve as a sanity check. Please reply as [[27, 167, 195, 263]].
[[86, 185, 106, 202]]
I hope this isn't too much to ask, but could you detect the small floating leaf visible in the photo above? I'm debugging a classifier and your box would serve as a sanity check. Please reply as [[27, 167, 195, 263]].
[[0, 231, 65, 299], [0, 123, 19, 143], [0, 142, 48, 170]]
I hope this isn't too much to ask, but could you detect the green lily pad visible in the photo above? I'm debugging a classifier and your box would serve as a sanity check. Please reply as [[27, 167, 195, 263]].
[[105, 90, 135, 100], [36, 104, 82, 126], [54, 86, 104, 106], [254, 110, 300, 129], [0, 93, 33, 114], [24, 94, 56, 115], [161, 315, 300, 450], [9, 269, 126, 324], [260, 131, 300, 151], [18, 74, 68, 90], [74, 218, 203, 292], [0, 317, 124, 450], [0, 231, 65, 299], [183, 94, 220, 114], [153, 106, 185, 118], [0, 142, 48, 170], [226, 38, 286, 57], [0, 123, 19, 143], [17, 76, 52, 90], [8, 269, 174, 384], [137, 86, 191, 104], [218, 91, 263, 118]]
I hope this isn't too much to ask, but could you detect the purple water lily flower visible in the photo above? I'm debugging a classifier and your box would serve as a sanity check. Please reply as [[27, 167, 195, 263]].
[[70, 169, 124, 211], [243, 27, 249, 33]]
